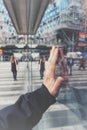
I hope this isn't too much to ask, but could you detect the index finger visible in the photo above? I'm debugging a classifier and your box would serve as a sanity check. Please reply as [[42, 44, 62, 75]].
[[49, 46, 59, 64]]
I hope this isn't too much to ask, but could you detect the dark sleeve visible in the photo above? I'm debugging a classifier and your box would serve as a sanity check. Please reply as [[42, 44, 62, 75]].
[[0, 84, 56, 130]]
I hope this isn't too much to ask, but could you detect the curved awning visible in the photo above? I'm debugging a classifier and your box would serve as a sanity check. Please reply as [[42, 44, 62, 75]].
[[3, 0, 50, 35]]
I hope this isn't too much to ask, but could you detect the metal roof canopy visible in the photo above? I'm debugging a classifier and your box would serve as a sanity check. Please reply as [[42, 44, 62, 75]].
[[3, 0, 50, 35]]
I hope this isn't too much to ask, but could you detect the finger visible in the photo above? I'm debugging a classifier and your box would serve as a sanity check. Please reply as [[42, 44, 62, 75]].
[[49, 46, 59, 64], [59, 48, 64, 59], [59, 49, 68, 76], [49, 46, 59, 60], [45, 46, 59, 78], [52, 47, 59, 64], [52, 77, 64, 97], [49, 46, 55, 60]]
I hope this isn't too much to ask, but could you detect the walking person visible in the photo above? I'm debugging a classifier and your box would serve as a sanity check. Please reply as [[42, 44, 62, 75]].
[[79, 57, 85, 70], [67, 55, 74, 75], [10, 55, 18, 81], [40, 56, 45, 79]]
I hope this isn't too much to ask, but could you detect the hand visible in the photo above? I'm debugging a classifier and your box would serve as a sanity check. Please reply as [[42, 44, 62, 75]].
[[43, 46, 68, 97]]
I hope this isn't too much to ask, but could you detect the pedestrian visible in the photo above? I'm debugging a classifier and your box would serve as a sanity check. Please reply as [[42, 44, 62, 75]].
[[79, 57, 85, 70], [10, 55, 18, 81], [40, 55, 45, 79], [0, 46, 68, 130], [67, 55, 74, 75]]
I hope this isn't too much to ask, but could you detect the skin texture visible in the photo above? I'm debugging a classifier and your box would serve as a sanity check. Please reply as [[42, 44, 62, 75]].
[[43, 46, 68, 97]]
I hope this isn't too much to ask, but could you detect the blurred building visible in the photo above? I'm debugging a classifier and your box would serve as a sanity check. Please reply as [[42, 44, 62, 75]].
[[38, 0, 87, 52], [0, 0, 87, 53]]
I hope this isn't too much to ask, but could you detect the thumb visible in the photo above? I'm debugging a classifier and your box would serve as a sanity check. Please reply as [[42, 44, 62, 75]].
[[51, 77, 64, 97]]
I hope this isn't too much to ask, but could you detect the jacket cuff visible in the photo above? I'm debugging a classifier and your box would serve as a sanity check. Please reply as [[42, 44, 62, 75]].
[[27, 84, 56, 114]]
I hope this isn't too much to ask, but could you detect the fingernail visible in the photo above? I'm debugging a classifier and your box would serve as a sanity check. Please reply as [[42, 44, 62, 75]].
[[55, 45, 58, 48]]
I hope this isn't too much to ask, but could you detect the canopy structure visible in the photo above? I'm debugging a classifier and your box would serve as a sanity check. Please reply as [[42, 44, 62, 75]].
[[3, 0, 50, 35], [66, 52, 82, 59]]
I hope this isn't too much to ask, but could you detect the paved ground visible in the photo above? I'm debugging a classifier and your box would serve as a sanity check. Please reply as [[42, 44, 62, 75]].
[[0, 61, 27, 109], [31, 63, 87, 130], [0, 61, 87, 130]]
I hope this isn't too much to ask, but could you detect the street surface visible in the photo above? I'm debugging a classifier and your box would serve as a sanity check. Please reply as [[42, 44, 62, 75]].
[[0, 62, 27, 109], [0, 61, 87, 130]]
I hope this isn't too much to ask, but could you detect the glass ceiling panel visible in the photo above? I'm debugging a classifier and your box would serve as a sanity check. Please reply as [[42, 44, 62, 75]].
[[3, 0, 51, 35]]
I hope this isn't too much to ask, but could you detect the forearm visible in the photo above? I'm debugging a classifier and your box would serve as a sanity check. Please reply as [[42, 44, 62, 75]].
[[0, 84, 56, 130]]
